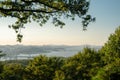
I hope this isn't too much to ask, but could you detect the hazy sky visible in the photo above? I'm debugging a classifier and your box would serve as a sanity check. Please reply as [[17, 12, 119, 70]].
[[0, 0, 120, 46]]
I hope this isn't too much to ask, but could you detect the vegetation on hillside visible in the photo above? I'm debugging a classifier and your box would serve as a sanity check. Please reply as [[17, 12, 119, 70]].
[[0, 26, 120, 80]]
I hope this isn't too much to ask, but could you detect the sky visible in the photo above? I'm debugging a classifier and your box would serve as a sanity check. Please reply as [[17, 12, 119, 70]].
[[0, 0, 120, 46]]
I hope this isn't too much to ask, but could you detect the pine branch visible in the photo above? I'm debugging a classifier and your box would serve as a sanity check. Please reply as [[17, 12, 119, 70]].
[[0, 7, 58, 13]]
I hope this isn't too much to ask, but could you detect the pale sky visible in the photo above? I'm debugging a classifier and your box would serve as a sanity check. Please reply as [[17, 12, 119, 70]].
[[0, 0, 120, 46]]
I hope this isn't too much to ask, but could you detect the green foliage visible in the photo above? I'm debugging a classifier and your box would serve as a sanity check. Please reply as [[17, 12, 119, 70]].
[[25, 55, 64, 80], [61, 47, 102, 80], [23, 48, 102, 80], [0, 62, 4, 74], [0, 26, 120, 80], [100, 26, 120, 64], [53, 70, 65, 80], [92, 59, 120, 80], [0, 0, 95, 42], [0, 63, 25, 80], [92, 26, 120, 80]]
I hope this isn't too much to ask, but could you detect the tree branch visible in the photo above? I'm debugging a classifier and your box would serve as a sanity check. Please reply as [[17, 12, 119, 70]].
[[21, 0, 67, 11], [0, 7, 58, 13]]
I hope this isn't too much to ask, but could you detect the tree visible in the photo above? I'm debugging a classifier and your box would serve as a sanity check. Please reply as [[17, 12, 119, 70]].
[[61, 47, 102, 80], [95, 26, 120, 80], [25, 55, 64, 80], [100, 26, 120, 64], [0, 63, 25, 80], [0, 0, 95, 42], [92, 58, 120, 80], [53, 70, 65, 80]]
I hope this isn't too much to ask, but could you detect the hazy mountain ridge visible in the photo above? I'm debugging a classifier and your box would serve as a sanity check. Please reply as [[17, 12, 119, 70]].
[[0, 45, 101, 60]]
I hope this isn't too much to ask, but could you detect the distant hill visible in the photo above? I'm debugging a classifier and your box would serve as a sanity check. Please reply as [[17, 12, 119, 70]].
[[0, 45, 101, 61]]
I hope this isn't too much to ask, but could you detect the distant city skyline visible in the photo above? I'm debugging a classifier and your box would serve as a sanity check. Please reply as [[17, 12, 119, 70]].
[[0, 0, 120, 46]]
